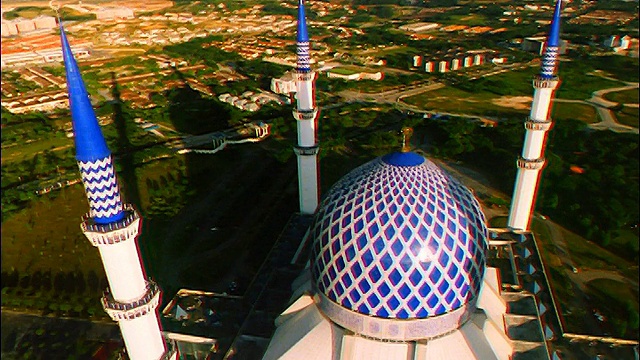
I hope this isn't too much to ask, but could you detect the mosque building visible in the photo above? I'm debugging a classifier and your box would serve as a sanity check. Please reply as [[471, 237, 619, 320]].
[[59, 0, 578, 359], [257, 0, 566, 359]]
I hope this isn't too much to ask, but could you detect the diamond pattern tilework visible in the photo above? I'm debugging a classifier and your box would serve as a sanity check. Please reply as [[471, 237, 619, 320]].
[[310, 156, 487, 319]]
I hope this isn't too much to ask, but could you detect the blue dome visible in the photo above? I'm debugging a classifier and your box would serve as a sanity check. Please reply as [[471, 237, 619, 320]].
[[310, 153, 487, 320]]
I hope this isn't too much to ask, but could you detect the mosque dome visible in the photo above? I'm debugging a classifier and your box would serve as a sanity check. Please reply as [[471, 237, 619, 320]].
[[309, 150, 488, 336]]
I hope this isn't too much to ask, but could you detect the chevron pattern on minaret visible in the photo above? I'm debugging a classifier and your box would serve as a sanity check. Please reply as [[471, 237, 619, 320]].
[[297, 41, 311, 72], [78, 155, 124, 220], [540, 46, 558, 79]]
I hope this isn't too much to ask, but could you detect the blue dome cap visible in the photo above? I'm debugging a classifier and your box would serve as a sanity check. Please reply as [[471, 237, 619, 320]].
[[297, 0, 309, 43], [381, 151, 425, 166], [547, 0, 562, 48], [60, 21, 124, 224], [60, 22, 110, 162], [310, 155, 488, 320]]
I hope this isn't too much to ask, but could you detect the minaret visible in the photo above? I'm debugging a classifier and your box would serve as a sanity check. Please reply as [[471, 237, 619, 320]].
[[293, 0, 320, 215], [508, 0, 562, 231], [59, 22, 171, 360]]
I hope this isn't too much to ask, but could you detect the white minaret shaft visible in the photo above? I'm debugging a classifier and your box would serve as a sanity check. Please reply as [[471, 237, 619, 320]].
[[294, 0, 320, 215], [508, 0, 562, 231], [59, 20, 172, 360], [83, 212, 167, 360]]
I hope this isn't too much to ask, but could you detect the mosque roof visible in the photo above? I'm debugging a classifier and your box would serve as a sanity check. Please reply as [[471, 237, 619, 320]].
[[309, 151, 488, 326], [262, 267, 514, 360]]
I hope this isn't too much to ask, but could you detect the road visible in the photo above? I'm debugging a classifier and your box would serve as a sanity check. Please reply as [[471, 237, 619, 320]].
[[586, 82, 639, 134]]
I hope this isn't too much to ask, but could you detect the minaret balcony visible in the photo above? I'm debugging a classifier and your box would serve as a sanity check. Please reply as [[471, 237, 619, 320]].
[[293, 109, 318, 121], [524, 118, 552, 131], [294, 145, 319, 156], [102, 280, 161, 321], [81, 204, 141, 247], [296, 71, 315, 82], [532, 75, 559, 89], [517, 157, 546, 170]]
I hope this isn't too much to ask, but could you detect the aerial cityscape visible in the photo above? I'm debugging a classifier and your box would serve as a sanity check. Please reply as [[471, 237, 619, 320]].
[[1, 0, 638, 359]]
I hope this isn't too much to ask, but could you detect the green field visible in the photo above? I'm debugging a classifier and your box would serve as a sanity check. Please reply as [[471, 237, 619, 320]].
[[556, 68, 624, 101], [2, 6, 95, 21], [402, 86, 529, 118], [329, 68, 358, 76], [1, 186, 102, 276], [615, 106, 639, 128], [605, 89, 640, 105], [448, 14, 489, 26], [1, 138, 73, 165], [456, 64, 626, 101], [586, 278, 639, 339], [610, 229, 640, 264], [2, 6, 53, 19], [586, 56, 640, 83], [551, 102, 598, 124]]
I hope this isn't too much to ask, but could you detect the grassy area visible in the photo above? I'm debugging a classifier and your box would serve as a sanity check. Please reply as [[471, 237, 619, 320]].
[[557, 66, 625, 100], [1, 186, 103, 276], [470, 63, 626, 101], [1, 284, 110, 322], [585, 278, 639, 339], [488, 216, 507, 228], [3, 6, 95, 21], [3, 6, 53, 19], [328, 68, 358, 76], [1, 137, 72, 165], [586, 56, 640, 83], [449, 14, 489, 26], [551, 102, 598, 124], [615, 106, 639, 128], [610, 229, 640, 264], [404, 65, 623, 120], [555, 224, 634, 274], [363, 45, 419, 56], [403, 86, 529, 118], [604, 89, 640, 105]]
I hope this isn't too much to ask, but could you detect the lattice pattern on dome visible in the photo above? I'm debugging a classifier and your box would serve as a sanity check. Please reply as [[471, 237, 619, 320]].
[[310, 156, 488, 319]]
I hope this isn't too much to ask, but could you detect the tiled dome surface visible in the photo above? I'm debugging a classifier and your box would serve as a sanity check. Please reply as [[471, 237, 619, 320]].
[[310, 154, 488, 319]]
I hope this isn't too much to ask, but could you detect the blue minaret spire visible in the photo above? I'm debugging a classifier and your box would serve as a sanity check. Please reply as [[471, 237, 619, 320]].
[[296, 0, 311, 72], [540, 0, 563, 79], [60, 19, 172, 360], [60, 21, 124, 224]]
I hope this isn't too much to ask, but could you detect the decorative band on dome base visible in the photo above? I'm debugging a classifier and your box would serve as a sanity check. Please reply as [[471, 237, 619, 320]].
[[315, 291, 474, 341]]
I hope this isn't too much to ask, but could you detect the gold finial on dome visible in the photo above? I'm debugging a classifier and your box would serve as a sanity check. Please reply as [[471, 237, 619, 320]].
[[401, 127, 413, 153]]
